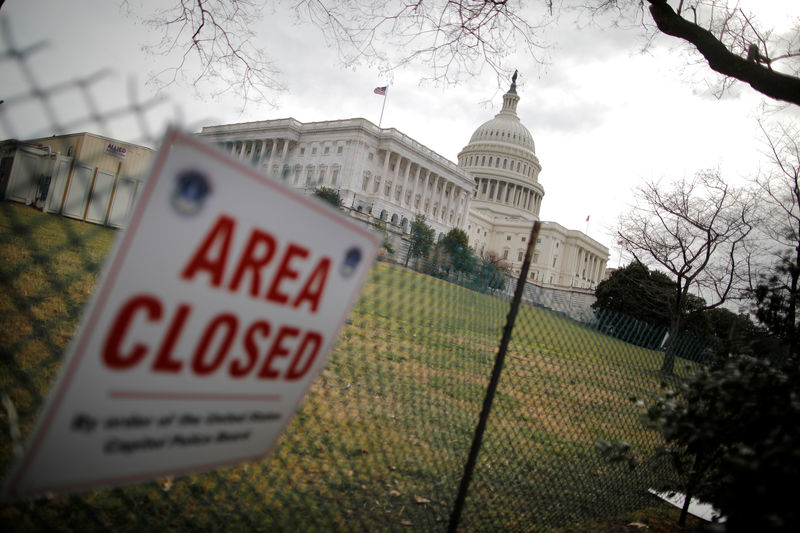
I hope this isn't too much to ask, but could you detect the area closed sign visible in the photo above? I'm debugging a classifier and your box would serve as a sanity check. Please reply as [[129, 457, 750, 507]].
[[3, 130, 379, 499]]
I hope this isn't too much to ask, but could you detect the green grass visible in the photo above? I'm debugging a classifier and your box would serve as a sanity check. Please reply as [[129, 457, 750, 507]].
[[0, 202, 694, 531]]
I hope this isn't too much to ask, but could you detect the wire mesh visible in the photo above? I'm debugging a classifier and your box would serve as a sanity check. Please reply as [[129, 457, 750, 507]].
[[0, 16, 705, 532]]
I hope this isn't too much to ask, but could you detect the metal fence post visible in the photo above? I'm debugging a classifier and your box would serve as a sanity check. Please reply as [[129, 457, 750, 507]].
[[447, 221, 541, 532]]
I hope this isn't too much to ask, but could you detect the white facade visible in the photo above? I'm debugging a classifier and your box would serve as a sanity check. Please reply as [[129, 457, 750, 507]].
[[195, 82, 609, 290], [197, 118, 474, 240], [460, 80, 608, 290]]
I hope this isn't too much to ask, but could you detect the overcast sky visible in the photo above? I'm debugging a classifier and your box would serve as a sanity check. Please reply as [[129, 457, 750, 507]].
[[1, 1, 798, 258]]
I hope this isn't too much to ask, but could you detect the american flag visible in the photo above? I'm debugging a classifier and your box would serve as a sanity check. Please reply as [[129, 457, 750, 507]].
[[374, 86, 388, 96]]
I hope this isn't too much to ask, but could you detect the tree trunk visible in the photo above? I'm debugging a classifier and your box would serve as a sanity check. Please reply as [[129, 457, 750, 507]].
[[660, 332, 678, 375], [661, 286, 684, 375], [789, 243, 800, 358]]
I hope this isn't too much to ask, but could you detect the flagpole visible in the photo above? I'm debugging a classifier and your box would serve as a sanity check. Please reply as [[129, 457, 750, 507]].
[[378, 89, 388, 127]]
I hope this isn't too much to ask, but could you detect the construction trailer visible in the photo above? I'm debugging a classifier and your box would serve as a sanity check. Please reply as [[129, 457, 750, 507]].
[[0, 132, 153, 227]]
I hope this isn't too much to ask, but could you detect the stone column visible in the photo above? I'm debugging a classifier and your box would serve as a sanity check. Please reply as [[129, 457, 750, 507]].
[[391, 155, 402, 201], [437, 178, 446, 220], [411, 165, 422, 207], [399, 159, 412, 204], [424, 173, 434, 216], [280, 139, 289, 167], [267, 139, 278, 175], [454, 189, 465, 226], [382, 150, 391, 184]]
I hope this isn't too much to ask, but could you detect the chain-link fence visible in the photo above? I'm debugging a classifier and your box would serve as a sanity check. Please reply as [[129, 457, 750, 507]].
[[0, 18, 705, 532]]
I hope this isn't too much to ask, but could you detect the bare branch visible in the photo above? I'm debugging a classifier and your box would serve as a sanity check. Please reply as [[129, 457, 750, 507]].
[[644, 0, 800, 106], [296, 0, 552, 88], [130, 0, 286, 108]]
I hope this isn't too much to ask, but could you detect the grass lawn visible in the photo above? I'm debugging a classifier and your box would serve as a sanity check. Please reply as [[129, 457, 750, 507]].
[[0, 202, 697, 531]]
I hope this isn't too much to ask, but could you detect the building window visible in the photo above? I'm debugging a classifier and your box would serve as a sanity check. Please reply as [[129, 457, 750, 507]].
[[503, 249, 509, 259], [537, 238, 542, 244], [331, 169, 339, 185], [368, 152, 374, 160], [503, 159, 507, 169], [362, 175, 369, 191], [516, 161, 521, 172], [337, 146, 343, 154], [553, 256, 558, 268], [506, 235, 511, 241], [312, 147, 317, 155], [318, 168, 326, 183], [521, 237, 526, 242], [299, 147, 305, 156], [533, 253, 539, 263], [306, 167, 314, 184], [481, 156, 486, 165], [323, 146, 330, 155], [517, 251, 524, 261], [488, 157, 493, 166]]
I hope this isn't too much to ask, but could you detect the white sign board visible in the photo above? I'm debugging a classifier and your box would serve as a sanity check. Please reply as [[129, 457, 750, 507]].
[[3, 130, 379, 499]]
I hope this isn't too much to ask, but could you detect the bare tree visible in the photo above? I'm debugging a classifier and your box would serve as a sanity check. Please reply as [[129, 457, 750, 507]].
[[634, 0, 800, 106], [618, 171, 755, 374], [296, 0, 552, 87], [749, 120, 800, 355], [128, 1, 800, 107], [300, 1, 800, 104], [126, 0, 286, 107]]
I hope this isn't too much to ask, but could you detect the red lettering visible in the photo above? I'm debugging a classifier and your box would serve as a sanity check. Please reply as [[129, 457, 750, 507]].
[[231, 320, 271, 377], [151, 304, 191, 373], [293, 258, 330, 313], [258, 326, 300, 379], [192, 314, 238, 376], [181, 215, 236, 287], [103, 295, 162, 369], [285, 331, 323, 380], [227, 229, 277, 297], [103, 293, 324, 380], [266, 244, 308, 305]]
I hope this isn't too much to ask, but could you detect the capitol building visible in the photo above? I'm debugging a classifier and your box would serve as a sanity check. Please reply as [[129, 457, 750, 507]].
[[197, 79, 609, 292]]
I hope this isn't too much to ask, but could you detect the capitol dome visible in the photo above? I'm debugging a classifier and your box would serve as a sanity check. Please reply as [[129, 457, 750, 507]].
[[458, 76, 544, 222], [467, 94, 536, 153]]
